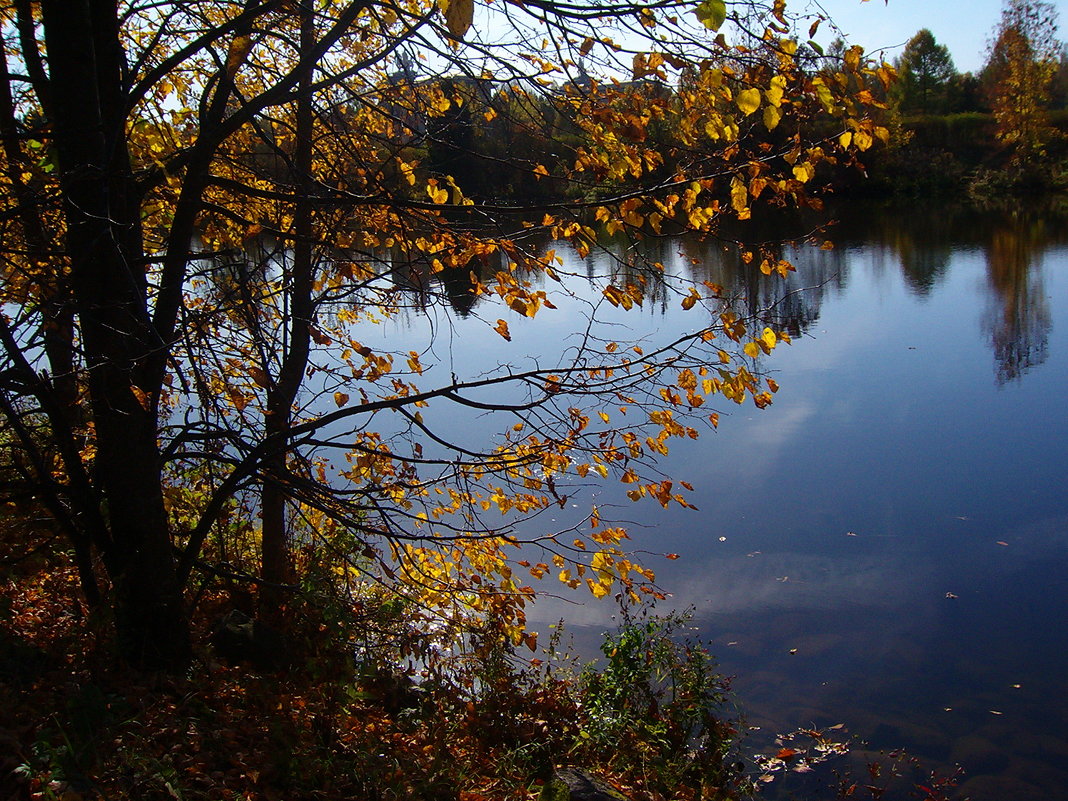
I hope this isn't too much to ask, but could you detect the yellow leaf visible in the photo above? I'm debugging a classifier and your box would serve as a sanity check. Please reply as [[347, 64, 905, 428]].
[[853, 129, 873, 151], [792, 162, 815, 183], [765, 75, 786, 107], [763, 104, 781, 131], [730, 175, 748, 213], [130, 385, 151, 411], [736, 87, 761, 116], [427, 183, 448, 203], [813, 79, 835, 113], [588, 578, 611, 598], [694, 0, 726, 31], [334, 392, 349, 407], [225, 34, 253, 78], [744, 342, 760, 358], [494, 319, 511, 341], [844, 44, 862, 73], [599, 411, 610, 423], [761, 328, 777, 349], [839, 130, 852, 148], [439, 0, 473, 38]]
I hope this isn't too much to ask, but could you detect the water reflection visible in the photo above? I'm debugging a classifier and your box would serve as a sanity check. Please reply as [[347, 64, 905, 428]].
[[358, 203, 1065, 390], [983, 217, 1052, 385], [252, 202, 1068, 797], [505, 202, 1068, 800], [828, 203, 1064, 386]]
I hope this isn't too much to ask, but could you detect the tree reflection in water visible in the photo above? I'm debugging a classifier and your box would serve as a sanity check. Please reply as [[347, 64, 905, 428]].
[[983, 216, 1052, 385]]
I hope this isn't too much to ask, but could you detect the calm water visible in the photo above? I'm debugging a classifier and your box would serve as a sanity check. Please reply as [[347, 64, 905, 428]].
[[355, 202, 1068, 798]]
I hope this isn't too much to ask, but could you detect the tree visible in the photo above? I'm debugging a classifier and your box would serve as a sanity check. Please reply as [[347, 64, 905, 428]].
[[982, 0, 1061, 165], [0, 0, 887, 669], [894, 29, 957, 115], [1051, 43, 1068, 108]]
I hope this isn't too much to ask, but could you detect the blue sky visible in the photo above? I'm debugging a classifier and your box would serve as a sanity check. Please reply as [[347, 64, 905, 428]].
[[812, 0, 1066, 74]]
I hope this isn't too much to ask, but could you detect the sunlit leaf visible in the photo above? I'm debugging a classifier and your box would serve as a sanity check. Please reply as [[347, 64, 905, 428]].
[[792, 162, 815, 183], [440, 0, 474, 38], [694, 0, 727, 31], [763, 105, 781, 130], [736, 88, 761, 115], [130, 385, 151, 411]]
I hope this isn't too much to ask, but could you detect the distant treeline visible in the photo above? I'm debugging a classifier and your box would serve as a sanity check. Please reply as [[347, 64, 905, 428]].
[[846, 4, 1068, 198], [832, 110, 1068, 198]]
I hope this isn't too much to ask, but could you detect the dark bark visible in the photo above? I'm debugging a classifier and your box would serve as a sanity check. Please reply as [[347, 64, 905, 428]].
[[260, 3, 316, 613], [41, 0, 190, 669]]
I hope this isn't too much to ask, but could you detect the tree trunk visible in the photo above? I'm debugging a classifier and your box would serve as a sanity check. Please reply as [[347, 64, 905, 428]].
[[259, 3, 316, 616], [41, 0, 190, 669]]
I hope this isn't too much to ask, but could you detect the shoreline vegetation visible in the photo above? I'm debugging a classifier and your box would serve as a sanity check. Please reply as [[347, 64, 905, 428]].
[[2, 558, 957, 801], [836, 110, 1068, 200]]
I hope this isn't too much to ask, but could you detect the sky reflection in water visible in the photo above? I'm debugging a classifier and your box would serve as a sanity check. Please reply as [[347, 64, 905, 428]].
[[358, 202, 1068, 798]]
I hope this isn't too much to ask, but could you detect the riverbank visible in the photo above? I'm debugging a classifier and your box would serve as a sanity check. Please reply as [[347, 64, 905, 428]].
[[832, 110, 1068, 199]]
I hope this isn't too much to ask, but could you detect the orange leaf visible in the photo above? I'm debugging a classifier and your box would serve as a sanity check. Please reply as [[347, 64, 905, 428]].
[[248, 366, 270, 388], [130, 385, 151, 411], [227, 387, 248, 412]]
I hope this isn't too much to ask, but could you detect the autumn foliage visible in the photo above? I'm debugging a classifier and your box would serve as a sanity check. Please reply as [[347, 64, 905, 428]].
[[0, 0, 892, 671], [2, 0, 891, 793]]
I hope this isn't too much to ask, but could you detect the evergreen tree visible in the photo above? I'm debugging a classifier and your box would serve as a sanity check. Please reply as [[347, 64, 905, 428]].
[[895, 29, 958, 114]]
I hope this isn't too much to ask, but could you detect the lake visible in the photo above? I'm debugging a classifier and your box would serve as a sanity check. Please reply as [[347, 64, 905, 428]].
[[353, 200, 1068, 799]]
